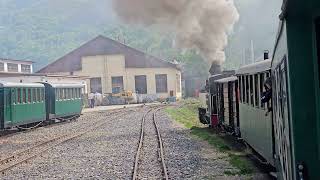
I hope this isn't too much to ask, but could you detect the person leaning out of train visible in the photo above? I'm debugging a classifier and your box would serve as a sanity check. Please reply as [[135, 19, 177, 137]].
[[261, 77, 272, 116]]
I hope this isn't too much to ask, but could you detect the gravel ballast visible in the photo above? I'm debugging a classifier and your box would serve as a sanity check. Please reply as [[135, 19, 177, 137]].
[[0, 106, 266, 179]]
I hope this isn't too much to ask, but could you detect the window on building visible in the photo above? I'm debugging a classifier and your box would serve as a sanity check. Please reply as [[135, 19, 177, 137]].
[[156, 74, 168, 93], [0, 62, 4, 71], [7, 63, 18, 72], [112, 76, 124, 94], [90, 78, 102, 93], [135, 75, 147, 94], [176, 74, 181, 93], [21, 64, 31, 73]]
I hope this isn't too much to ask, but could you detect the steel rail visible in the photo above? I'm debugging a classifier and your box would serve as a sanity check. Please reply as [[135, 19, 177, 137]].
[[132, 107, 168, 180], [153, 108, 169, 180], [132, 109, 153, 180]]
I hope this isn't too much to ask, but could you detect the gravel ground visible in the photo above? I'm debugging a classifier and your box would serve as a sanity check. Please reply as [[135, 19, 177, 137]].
[[0, 106, 269, 179], [156, 110, 240, 179], [0, 109, 124, 159]]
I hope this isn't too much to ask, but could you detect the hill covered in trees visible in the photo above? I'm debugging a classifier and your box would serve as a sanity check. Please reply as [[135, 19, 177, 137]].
[[0, 0, 281, 79]]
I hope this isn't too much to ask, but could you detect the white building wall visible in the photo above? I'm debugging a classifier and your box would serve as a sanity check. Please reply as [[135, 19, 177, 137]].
[[74, 54, 182, 100]]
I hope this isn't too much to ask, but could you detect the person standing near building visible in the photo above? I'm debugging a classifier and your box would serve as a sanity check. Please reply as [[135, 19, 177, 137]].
[[88, 92, 95, 108]]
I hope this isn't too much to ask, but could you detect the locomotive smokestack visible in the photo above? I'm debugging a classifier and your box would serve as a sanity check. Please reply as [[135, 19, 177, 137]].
[[209, 63, 222, 75], [264, 50, 269, 60]]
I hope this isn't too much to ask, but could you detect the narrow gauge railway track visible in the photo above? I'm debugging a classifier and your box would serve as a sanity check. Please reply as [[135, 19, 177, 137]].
[[133, 108, 169, 180], [0, 108, 136, 175]]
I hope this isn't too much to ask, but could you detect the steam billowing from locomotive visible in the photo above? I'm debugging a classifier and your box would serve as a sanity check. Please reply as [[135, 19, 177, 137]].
[[111, 0, 239, 65]]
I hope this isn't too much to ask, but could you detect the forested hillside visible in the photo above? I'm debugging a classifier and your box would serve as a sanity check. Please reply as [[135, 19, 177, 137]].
[[0, 0, 281, 78]]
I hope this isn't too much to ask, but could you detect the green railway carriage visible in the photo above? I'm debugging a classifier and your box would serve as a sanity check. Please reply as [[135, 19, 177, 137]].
[[272, 0, 320, 179], [0, 82, 46, 129], [236, 59, 275, 166], [42, 83, 84, 119]]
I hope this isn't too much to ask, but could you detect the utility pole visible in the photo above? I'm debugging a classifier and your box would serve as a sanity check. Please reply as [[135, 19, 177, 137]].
[[251, 40, 255, 63]]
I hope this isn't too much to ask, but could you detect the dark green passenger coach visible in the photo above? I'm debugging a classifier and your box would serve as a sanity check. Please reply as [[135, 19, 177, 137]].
[[236, 59, 274, 166], [272, 0, 320, 179], [42, 83, 84, 119], [0, 82, 46, 129]]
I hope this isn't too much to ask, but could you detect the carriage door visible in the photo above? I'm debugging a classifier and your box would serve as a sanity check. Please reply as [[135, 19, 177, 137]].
[[228, 82, 235, 128], [273, 56, 293, 180]]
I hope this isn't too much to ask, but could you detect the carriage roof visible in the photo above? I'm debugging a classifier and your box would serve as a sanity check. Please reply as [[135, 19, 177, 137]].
[[236, 59, 271, 75], [0, 82, 44, 88], [214, 76, 238, 83], [45, 83, 84, 88]]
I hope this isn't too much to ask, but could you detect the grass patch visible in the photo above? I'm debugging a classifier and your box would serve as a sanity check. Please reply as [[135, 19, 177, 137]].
[[166, 99, 254, 176], [229, 154, 254, 175], [190, 127, 230, 152]]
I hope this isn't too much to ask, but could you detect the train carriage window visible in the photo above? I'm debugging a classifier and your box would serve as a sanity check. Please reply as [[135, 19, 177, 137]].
[[67, 88, 70, 99], [40, 89, 44, 102], [22, 89, 27, 103], [71, 88, 75, 99], [27, 89, 31, 103], [65, 89, 69, 99], [78, 88, 81, 98], [32, 89, 36, 103], [260, 73, 265, 109], [250, 75, 254, 106], [245, 76, 249, 104], [56, 89, 59, 100], [36, 89, 40, 102], [69, 88, 72, 99], [17, 88, 21, 104], [39, 89, 42, 102], [58, 89, 62, 100], [75, 88, 78, 99], [11, 89, 16, 104], [254, 74, 259, 107], [239, 76, 242, 102], [242, 76, 245, 103]]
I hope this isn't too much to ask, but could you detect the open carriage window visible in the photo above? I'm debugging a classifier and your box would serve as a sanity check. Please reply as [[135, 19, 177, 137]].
[[27, 89, 31, 103], [250, 75, 254, 106], [245, 76, 249, 104], [260, 73, 265, 109], [254, 74, 259, 107]]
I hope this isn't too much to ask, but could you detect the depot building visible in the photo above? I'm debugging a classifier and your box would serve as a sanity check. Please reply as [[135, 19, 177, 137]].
[[38, 35, 182, 100]]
